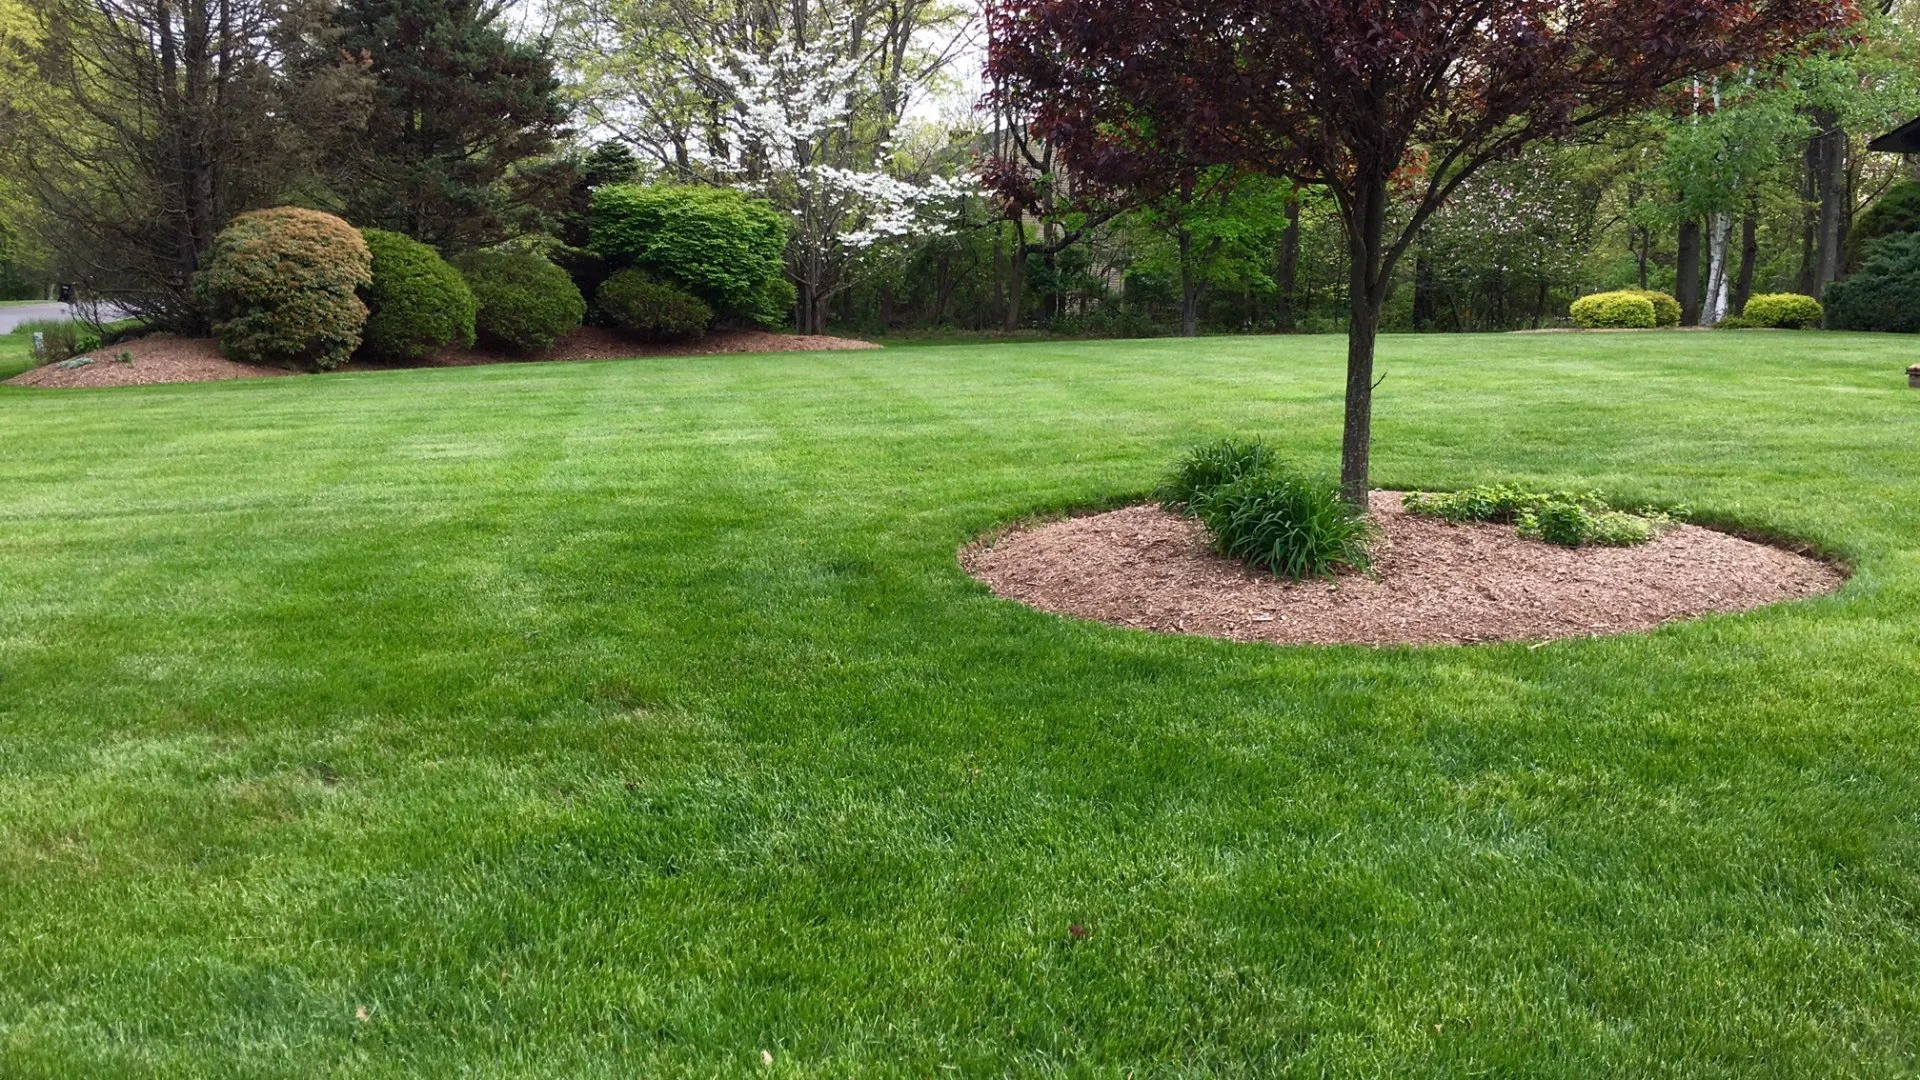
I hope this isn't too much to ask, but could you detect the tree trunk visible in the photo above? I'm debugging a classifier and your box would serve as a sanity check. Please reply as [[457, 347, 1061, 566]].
[[1814, 113, 1848, 291], [1412, 246, 1436, 331], [1703, 212, 1731, 326], [1733, 210, 1759, 315], [1178, 228, 1198, 337], [1797, 129, 1819, 295], [1004, 243, 1027, 333], [1339, 174, 1389, 510], [1676, 219, 1703, 325], [1276, 198, 1300, 330]]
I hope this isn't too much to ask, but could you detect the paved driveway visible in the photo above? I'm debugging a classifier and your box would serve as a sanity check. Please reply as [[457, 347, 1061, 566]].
[[0, 303, 133, 333]]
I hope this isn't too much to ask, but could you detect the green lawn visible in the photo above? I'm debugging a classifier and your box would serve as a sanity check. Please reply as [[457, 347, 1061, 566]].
[[3, 332, 1918, 1077]]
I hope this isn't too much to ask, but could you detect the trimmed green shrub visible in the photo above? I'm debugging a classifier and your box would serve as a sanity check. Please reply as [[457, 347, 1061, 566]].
[[589, 184, 789, 323], [9, 318, 100, 363], [1826, 233, 1920, 333], [1739, 293, 1823, 330], [1627, 289, 1681, 328], [595, 269, 712, 342], [1157, 437, 1286, 512], [1404, 484, 1678, 548], [454, 251, 585, 354], [1190, 468, 1375, 580], [193, 207, 372, 370], [1570, 291, 1657, 329], [1847, 180, 1920, 272], [357, 229, 476, 361]]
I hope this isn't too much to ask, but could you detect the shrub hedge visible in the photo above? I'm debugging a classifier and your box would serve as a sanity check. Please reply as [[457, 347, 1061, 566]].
[[358, 229, 476, 361], [1627, 289, 1682, 327], [595, 269, 712, 342], [455, 251, 586, 354], [1570, 291, 1657, 329], [193, 207, 372, 370], [1740, 293, 1824, 330], [589, 184, 790, 325], [1825, 233, 1920, 333]]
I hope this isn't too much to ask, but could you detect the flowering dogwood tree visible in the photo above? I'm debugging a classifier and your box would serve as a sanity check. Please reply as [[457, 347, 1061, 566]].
[[698, 32, 978, 333]]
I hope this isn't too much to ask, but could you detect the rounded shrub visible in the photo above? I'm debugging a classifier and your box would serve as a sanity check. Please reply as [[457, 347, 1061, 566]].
[[589, 184, 789, 323], [1627, 289, 1681, 328], [1570, 291, 1657, 330], [454, 251, 585, 354], [357, 229, 476, 361], [1190, 467, 1375, 580], [596, 268, 713, 342], [1826, 232, 1920, 333], [193, 207, 372, 370], [1740, 293, 1823, 330]]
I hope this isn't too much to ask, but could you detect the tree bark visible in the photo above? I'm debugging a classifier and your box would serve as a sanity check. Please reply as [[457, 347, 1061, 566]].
[[1412, 246, 1436, 331], [1733, 210, 1759, 315], [1339, 173, 1388, 510], [1178, 227, 1198, 337], [1676, 219, 1703, 325], [1276, 198, 1300, 330], [1814, 112, 1848, 292]]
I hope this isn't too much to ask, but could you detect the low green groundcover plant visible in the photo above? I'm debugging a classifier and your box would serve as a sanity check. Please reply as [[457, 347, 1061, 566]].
[[1159, 438, 1374, 579], [1570, 291, 1658, 330], [1404, 484, 1681, 547]]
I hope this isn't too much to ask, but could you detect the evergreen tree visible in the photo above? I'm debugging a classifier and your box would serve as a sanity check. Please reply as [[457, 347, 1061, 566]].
[[324, 0, 570, 250]]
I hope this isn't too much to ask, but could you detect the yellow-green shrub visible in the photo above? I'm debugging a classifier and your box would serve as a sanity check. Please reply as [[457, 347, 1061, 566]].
[[1741, 293, 1823, 330], [1626, 289, 1681, 327], [193, 207, 372, 370], [1570, 291, 1657, 330]]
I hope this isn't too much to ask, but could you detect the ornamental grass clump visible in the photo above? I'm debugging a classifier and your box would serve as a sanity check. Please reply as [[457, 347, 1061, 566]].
[[1158, 438, 1374, 579]]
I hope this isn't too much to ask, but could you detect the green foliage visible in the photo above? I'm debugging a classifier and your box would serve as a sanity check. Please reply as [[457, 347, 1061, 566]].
[[1190, 468, 1375, 580], [1825, 232, 1920, 333], [748, 274, 799, 330], [1156, 437, 1286, 511], [1570, 291, 1658, 329], [589, 185, 789, 321], [455, 251, 585, 354], [320, 0, 568, 250], [8, 318, 99, 363], [1847, 180, 1920, 272], [595, 268, 712, 342], [193, 207, 372, 370], [1627, 289, 1682, 327], [357, 229, 477, 361], [1741, 293, 1823, 330], [1405, 485, 1678, 547]]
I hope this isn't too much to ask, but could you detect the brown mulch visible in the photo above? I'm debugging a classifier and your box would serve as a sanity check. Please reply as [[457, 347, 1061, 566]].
[[5, 336, 293, 388], [961, 492, 1845, 647], [345, 327, 881, 369]]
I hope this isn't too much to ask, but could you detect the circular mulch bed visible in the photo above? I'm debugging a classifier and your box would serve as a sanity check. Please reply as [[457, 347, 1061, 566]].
[[962, 492, 1845, 647]]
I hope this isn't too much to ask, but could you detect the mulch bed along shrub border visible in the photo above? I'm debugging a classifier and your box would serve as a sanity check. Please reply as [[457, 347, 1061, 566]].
[[7, 327, 880, 388], [962, 491, 1845, 647]]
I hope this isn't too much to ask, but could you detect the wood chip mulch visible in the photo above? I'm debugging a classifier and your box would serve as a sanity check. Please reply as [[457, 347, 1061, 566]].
[[5, 336, 293, 388], [961, 492, 1846, 647]]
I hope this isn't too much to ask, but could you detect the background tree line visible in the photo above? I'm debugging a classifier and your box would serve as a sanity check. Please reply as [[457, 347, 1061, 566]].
[[3, 0, 1920, 340]]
